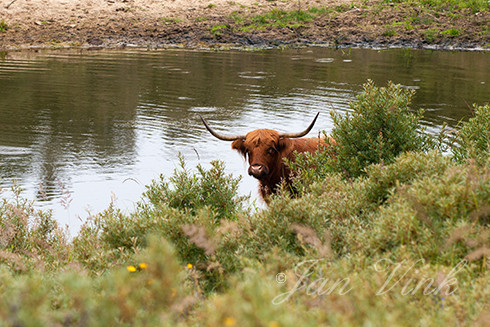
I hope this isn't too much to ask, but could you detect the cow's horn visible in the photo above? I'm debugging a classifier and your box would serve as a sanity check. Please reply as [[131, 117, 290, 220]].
[[200, 115, 246, 141], [278, 112, 320, 138]]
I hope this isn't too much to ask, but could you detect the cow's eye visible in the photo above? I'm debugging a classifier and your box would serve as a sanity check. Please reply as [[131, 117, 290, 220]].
[[267, 147, 276, 155]]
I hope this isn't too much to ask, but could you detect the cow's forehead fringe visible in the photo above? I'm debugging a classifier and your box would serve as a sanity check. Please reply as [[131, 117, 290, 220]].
[[245, 129, 280, 147]]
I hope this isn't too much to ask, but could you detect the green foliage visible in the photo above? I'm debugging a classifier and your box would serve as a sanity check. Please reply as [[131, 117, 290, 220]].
[[251, 9, 313, 28], [191, 269, 320, 326], [224, 7, 316, 34], [0, 20, 7, 32], [145, 154, 247, 220], [282, 150, 484, 259], [441, 28, 461, 36], [191, 253, 487, 326], [160, 17, 183, 24], [452, 104, 490, 166], [0, 184, 68, 272], [326, 80, 430, 178], [382, 28, 396, 37], [307, 6, 332, 15], [211, 24, 230, 36], [0, 236, 191, 326], [72, 157, 248, 292], [207, 1, 486, 42], [362, 150, 452, 205], [0, 81, 488, 325], [419, 0, 489, 13], [423, 28, 439, 43], [365, 160, 489, 264]]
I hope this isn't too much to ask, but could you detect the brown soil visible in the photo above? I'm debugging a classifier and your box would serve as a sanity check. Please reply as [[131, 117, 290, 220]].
[[0, 0, 488, 50]]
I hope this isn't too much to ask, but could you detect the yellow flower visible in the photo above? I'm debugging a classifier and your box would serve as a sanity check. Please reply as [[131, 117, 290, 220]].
[[171, 288, 177, 297], [139, 263, 148, 269], [187, 263, 193, 269], [127, 265, 137, 273], [223, 317, 236, 326], [269, 321, 280, 327]]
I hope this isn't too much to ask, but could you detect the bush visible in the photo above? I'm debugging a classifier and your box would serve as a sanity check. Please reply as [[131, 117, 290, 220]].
[[365, 160, 489, 265], [362, 150, 451, 204], [72, 157, 250, 292], [0, 20, 8, 32], [1, 81, 488, 325], [452, 104, 490, 166], [144, 154, 248, 220], [325, 80, 431, 178], [192, 269, 319, 327], [0, 184, 68, 272], [0, 235, 192, 326]]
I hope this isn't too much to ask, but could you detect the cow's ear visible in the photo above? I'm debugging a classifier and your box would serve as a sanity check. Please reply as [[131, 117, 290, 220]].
[[232, 139, 247, 157], [277, 137, 291, 151]]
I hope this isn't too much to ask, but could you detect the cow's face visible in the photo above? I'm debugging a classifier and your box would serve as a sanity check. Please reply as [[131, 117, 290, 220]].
[[200, 113, 319, 183], [232, 129, 291, 180]]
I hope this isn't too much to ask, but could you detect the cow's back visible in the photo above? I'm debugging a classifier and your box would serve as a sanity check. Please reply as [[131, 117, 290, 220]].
[[289, 137, 327, 155]]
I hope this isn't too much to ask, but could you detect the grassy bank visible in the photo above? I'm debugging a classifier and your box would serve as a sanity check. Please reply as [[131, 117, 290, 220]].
[[0, 0, 488, 50], [207, 0, 489, 48], [0, 81, 488, 326]]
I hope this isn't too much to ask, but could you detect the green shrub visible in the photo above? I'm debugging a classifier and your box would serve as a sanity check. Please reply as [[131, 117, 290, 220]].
[[211, 24, 230, 36], [0, 236, 192, 326], [441, 28, 461, 37], [365, 160, 489, 265], [1, 80, 489, 325], [192, 269, 319, 327], [325, 80, 431, 178], [71, 203, 138, 273], [145, 154, 247, 220], [251, 9, 313, 27], [134, 206, 239, 292], [285, 143, 333, 193], [362, 150, 451, 204], [287, 151, 452, 257], [383, 28, 396, 37], [419, 0, 489, 13], [192, 252, 487, 326], [0, 20, 8, 32], [90, 235, 192, 325], [72, 157, 249, 292], [423, 28, 439, 43], [452, 104, 490, 166], [0, 184, 68, 272], [243, 191, 337, 258]]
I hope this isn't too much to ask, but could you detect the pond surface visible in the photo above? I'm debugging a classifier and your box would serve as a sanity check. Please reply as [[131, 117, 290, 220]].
[[0, 47, 488, 233]]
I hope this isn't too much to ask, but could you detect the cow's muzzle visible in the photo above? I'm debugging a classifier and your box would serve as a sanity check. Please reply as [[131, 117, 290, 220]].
[[248, 164, 268, 179]]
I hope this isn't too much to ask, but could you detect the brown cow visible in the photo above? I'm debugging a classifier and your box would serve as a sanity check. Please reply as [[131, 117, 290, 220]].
[[200, 113, 326, 201]]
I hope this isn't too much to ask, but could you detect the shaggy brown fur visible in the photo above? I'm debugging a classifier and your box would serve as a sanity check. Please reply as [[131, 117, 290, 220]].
[[232, 129, 326, 200]]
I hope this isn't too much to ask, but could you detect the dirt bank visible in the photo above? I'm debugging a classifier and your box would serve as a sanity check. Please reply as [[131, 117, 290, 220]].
[[0, 0, 489, 50]]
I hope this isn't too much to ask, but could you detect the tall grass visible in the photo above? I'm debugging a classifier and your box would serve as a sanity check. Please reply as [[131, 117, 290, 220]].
[[0, 81, 488, 326]]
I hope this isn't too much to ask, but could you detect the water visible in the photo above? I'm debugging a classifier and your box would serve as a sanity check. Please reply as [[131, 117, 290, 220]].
[[0, 47, 488, 233]]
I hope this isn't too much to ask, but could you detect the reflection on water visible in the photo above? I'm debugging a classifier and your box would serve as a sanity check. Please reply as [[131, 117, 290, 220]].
[[0, 47, 488, 233]]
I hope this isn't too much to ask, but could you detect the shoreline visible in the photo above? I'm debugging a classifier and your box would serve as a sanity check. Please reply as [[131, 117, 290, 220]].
[[1, 0, 488, 53], [1, 37, 488, 53]]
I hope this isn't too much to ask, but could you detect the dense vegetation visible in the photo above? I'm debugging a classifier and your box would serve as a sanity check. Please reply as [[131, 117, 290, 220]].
[[0, 81, 488, 326]]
